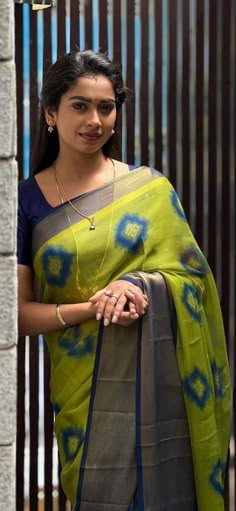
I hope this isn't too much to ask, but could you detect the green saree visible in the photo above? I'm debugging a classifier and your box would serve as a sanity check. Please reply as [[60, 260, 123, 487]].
[[32, 167, 231, 510]]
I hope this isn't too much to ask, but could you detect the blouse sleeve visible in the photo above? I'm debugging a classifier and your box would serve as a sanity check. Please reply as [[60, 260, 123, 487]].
[[17, 181, 33, 267]]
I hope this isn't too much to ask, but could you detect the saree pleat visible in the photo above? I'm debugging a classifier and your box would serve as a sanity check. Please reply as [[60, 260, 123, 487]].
[[32, 167, 231, 510]]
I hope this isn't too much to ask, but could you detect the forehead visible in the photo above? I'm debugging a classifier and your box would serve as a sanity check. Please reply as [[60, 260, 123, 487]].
[[64, 75, 115, 101]]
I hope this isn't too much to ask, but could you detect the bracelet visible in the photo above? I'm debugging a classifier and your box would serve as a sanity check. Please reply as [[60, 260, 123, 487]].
[[56, 304, 70, 327]]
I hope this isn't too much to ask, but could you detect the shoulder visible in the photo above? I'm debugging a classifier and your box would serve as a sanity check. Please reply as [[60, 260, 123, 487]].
[[18, 175, 37, 196]]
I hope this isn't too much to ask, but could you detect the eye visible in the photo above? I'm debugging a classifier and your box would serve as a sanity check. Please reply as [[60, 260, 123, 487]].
[[72, 103, 87, 111], [100, 104, 115, 114]]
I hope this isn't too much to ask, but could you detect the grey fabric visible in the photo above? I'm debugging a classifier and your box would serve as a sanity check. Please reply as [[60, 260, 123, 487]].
[[76, 273, 197, 511], [139, 272, 197, 510]]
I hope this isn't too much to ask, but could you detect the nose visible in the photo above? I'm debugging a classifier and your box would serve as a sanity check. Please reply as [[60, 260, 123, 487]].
[[87, 108, 102, 128]]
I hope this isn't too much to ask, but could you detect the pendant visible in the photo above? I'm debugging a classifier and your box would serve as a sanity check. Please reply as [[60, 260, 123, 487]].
[[89, 218, 96, 230]]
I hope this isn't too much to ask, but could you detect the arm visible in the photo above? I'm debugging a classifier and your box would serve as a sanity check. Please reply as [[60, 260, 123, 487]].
[[18, 264, 97, 336]]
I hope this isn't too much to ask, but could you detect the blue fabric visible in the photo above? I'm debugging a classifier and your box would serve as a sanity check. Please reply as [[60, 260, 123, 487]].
[[17, 165, 137, 266]]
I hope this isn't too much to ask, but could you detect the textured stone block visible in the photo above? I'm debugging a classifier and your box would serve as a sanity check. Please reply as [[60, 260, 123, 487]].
[[0, 0, 13, 60], [0, 159, 18, 254], [0, 347, 16, 444], [0, 61, 16, 158], [0, 444, 15, 510], [0, 256, 17, 349]]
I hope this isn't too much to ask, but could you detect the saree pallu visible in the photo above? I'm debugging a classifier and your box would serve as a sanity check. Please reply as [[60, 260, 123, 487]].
[[32, 167, 231, 510]]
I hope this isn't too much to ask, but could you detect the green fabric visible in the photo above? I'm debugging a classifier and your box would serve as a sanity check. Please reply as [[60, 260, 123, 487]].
[[33, 168, 231, 509]]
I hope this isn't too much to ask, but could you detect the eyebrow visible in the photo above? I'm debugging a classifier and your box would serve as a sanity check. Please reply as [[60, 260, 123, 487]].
[[68, 95, 116, 103]]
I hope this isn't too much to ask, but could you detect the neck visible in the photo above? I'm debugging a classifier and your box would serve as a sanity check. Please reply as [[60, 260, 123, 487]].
[[54, 149, 108, 182]]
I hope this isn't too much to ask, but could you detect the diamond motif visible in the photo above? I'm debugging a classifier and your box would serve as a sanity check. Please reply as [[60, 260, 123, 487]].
[[115, 214, 148, 253], [211, 361, 225, 399], [209, 458, 225, 496], [42, 246, 73, 287], [183, 367, 211, 410], [62, 427, 84, 462], [182, 282, 201, 323]]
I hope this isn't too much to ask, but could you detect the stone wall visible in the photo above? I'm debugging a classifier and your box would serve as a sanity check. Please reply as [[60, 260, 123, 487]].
[[0, 1, 17, 510]]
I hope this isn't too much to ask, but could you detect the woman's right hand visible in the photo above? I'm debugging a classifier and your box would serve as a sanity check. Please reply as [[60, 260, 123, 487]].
[[89, 282, 148, 326]]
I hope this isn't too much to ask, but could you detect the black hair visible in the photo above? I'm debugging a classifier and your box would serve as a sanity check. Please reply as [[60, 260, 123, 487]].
[[31, 50, 127, 175]]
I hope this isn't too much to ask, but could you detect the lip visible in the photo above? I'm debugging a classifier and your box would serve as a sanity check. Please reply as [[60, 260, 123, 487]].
[[79, 132, 102, 142]]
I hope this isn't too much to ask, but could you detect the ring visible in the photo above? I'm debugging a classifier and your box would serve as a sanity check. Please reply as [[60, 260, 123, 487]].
[[104, 289, 112, 296], [109, 293, 119, 302]]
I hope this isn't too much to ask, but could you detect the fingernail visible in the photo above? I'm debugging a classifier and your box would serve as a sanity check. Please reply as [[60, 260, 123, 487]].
[[112, 315, 118, 323], [96, 313, 102, 320], [104, 318, 109, 326]]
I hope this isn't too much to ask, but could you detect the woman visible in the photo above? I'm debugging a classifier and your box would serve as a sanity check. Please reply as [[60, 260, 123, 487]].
[[18, 50, 231, 511]]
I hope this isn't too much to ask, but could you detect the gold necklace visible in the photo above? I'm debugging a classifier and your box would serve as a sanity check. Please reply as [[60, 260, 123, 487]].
[[52, 160, 116, 298], [53, 159, 115, 230]]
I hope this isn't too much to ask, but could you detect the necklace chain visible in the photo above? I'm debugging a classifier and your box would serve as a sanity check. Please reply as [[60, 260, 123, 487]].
[[52, 159, 115, 297], [53, 159, 115, 230]]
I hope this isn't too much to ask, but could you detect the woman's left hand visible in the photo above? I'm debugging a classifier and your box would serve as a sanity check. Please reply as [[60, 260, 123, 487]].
[[89, 280, 148, 326]]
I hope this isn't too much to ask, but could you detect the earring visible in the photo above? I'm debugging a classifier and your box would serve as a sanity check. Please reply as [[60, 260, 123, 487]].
[[48, 122, 54, 133], [111, 129, 115, 135]]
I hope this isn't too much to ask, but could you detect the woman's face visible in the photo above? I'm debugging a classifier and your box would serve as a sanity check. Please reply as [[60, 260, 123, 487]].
[[48, 74, 117, 155]]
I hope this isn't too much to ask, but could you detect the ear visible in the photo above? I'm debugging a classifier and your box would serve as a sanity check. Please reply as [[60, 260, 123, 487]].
[[44, 108, 57, 126]]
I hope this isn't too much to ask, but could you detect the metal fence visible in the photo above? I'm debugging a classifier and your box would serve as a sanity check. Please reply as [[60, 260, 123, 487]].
[[15, 0, 235, 509]]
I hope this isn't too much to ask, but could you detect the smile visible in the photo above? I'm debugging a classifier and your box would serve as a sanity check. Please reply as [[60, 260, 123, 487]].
[[79, 132, 102, 142]]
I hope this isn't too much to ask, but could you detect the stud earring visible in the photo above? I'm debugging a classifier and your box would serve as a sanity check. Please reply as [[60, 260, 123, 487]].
[[48, 122, 54, 133], [111, 129, 115, 135]]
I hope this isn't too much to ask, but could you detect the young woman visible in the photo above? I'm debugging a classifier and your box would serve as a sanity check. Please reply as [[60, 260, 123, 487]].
[[18, 50, 231, 511]]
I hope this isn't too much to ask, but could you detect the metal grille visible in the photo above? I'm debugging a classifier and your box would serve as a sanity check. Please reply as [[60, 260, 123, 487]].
[[15, 1, 236, 509]]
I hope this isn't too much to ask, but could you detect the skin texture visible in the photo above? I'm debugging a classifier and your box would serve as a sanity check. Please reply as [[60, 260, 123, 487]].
[[18, 75, 148, 336]]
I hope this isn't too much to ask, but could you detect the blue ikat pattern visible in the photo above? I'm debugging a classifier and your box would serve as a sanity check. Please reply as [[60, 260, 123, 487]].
[[42, 246, 73, 287], [171, 189, 187, 221], [209, 458, 225, 496], [59, 326, 95, 358], [115, 214, 149, 254], [183, 367, 211, 410], [211, 361, 225, 399], [62, 427, 84, 463], [182, 282, 201, 323]]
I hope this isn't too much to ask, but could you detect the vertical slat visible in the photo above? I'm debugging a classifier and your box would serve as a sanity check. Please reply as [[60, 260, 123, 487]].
[[99, 0, 108, 53], [208, 0, 217, 273], [112, 0, 122, 160], [112, 0, 121, 62], [43, 4, 52, 73], [57, 0, 66, 56], [29, 337, 39, 510], [195, 0, 204, 248], [182, 0, 190, 218], [29, 8, 38, 168], [29, 10, 39, 506], [167, 0, 177, 187], [84, 0, 93, 49], [234, 1, 236, 506], [70, 0, 80, 51], [221, 8, 231, 504], [16, 338, 26, 511], [44, 343, 54, 511], [221, 0, 231, 342], [126, 0, 135, 164], [154, 0, 162, 172], [140, 0, 149, 165], [15, 3, 24, 180]]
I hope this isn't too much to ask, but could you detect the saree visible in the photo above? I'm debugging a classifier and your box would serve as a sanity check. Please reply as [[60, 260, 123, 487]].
[[32, 167, 231, 510]]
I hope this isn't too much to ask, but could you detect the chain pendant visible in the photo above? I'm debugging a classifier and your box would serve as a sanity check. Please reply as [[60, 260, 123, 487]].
[[89, 218, 96, 230]]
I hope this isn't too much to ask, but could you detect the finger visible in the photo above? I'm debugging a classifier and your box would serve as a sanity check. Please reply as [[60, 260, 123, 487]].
[[89, 288, 106, 302], [117, 311, 138, 326], [110, 294, 129, 324], [126, 291, 148, 316], [103, 295, 124, 326]]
